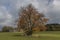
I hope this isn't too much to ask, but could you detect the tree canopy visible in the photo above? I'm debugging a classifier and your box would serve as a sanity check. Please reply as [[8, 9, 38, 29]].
[[17, 4, 48, 36]]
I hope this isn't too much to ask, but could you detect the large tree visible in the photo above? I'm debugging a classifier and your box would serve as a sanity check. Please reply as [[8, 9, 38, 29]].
[[17, 4, 48, 36]]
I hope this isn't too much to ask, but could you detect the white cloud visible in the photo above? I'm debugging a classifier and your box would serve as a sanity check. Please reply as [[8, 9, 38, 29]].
[[53, 0, 60, 6], [0, 6, 13, 26], [0, 0, 60, 27], [16, 0, 54, 13], [46, 0, 60, 24], [53, 0, 60, 11]]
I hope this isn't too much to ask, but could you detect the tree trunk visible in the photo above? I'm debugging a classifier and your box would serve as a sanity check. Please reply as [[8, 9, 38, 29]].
[[24, 30, 33, 36]]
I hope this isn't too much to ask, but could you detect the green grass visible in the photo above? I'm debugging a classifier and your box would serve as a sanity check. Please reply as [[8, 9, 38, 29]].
[[0, 31, 60, 40]]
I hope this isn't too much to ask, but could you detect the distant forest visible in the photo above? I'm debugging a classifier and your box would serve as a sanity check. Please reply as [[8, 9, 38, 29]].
[[46, 23, 60, 31]]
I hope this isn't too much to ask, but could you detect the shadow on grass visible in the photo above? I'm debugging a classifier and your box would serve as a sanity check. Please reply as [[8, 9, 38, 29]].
[[13, 34, 41, 38], [13, 34, 25, 37]]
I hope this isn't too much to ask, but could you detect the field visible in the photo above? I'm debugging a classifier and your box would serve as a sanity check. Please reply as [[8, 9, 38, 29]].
[[0, 31, 60, 40]]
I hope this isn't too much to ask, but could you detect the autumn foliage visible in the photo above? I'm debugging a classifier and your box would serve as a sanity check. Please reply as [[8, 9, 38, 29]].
[[17, 4, 48, 36]]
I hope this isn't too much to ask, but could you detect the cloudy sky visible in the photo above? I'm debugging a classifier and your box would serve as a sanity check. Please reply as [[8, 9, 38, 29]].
[[0, 0, 60, 28]]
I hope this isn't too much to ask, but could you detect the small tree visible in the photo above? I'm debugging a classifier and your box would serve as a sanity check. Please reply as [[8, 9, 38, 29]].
[[2, 26, 14, 32], [17, 4, 48, 36]]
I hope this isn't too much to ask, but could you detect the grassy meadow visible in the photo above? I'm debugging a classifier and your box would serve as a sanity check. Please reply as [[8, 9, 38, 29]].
[[0, 31, 60, 40]]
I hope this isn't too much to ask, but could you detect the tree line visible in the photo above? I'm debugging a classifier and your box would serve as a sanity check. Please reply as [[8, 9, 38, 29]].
[[46, 24, 60, 31]]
